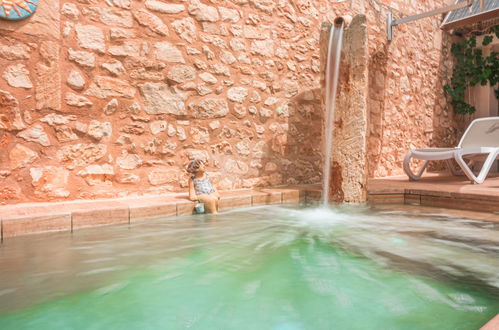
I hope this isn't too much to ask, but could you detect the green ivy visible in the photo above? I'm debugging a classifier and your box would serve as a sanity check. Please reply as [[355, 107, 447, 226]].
[[444, 25, 499, 115]]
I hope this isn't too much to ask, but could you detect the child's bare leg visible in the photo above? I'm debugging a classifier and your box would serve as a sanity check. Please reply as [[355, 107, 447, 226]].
[[197, 195, 218, 214], [211, 194, 219, 213], [206, 195, 218, 214]]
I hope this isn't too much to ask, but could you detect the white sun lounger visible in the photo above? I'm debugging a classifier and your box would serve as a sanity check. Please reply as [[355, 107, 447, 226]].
[[403, 117, 499, 184]]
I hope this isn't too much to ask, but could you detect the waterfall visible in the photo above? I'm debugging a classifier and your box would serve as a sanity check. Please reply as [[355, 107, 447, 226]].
[[322, 21, 344, 205]]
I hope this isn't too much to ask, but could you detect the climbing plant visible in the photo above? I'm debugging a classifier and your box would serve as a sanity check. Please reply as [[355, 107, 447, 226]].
[[444, 25, 499, 115]]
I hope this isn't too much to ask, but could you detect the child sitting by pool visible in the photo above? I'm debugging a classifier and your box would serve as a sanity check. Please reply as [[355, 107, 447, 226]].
[[186, 159, 220, 214]]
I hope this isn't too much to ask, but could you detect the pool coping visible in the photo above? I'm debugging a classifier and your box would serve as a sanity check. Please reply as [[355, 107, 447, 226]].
[[0, 185, 323, 240], [367, 174, 499, 214], [481, 314, 499, 330], [3, 179, 499, 239], [3, 178, 499, 240]]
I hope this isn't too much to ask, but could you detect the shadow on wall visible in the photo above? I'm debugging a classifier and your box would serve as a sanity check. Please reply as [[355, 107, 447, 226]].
[[209, 88, 323, 192], [367, 44, 388, 178], [365, 0, 462, 178], [280, 89, 323, 186]]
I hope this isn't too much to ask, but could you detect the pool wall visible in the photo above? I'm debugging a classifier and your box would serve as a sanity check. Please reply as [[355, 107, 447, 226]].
[[0, 186, 309, 239], [368, 174, 499, 214], [2, 179, 499, 240]]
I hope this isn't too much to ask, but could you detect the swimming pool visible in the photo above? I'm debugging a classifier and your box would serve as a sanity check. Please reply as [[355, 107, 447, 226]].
[[0, 204, 497, 329]]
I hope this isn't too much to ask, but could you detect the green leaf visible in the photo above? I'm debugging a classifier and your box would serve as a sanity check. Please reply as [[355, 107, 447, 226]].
[[482, 35, 493, 46], [445, 30, 496, 115]]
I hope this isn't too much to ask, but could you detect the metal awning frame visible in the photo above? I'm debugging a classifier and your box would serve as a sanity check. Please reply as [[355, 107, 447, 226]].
[[441, 0, 499, 31], [387, 0, 474, 40]]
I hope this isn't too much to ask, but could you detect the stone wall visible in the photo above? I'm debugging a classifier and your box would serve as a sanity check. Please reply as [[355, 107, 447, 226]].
[[0, 0, 461, 205], [318, 0, 463, 202], [363, 0, 463, 178], [0, 0, 325, 204]]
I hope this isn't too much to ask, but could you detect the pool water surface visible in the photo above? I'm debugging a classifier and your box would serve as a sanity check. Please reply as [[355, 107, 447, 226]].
[[0, 204, 498, 329]]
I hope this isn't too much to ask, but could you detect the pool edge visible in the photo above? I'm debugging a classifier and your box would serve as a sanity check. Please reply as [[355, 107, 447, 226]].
[[480, 314, 499, 330], [0, 185, 318, 239]]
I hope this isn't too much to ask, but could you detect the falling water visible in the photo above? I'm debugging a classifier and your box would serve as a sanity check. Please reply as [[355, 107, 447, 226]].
[[322, 20, 344, 204]]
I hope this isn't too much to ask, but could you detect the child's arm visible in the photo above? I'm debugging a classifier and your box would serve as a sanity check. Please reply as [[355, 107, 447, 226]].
[[188, 178, 198, 201], [212, 185, 220, 200]]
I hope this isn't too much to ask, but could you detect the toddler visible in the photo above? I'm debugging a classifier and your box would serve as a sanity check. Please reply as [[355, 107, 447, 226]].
[[186, 159, 220, 214]]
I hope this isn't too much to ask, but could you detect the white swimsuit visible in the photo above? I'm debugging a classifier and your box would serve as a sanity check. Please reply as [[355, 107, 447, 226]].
[[192, 173, 215, 195]]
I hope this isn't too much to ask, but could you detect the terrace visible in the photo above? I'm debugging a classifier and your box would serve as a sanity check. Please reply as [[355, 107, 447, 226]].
[[0, 0, 498, 328]]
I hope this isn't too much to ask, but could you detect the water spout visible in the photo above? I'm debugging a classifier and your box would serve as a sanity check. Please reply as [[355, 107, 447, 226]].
[[322, 20, 345, 205], [333, 15, 352, 27]]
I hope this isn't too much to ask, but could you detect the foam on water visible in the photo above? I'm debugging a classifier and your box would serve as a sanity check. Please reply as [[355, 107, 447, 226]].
[[284, 206, 499, 291]]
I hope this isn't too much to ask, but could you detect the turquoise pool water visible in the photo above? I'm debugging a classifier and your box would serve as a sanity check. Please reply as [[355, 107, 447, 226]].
[[0, 205, 498, 329]]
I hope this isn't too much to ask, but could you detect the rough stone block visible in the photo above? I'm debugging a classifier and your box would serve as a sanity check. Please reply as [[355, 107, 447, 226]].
[[36, 41, 61, 111]]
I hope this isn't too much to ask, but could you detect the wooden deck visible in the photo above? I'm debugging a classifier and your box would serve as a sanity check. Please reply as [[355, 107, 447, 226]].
[[368, 172, 499, 214]]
